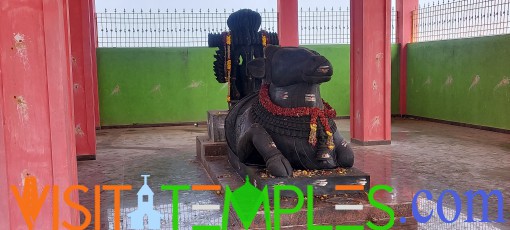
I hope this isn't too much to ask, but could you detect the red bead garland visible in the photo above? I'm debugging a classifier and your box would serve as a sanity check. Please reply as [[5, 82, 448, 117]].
[[258, 84, 336, 149]]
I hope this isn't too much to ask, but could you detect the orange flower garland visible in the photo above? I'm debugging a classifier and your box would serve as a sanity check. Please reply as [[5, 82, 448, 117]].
[[258, 84, 336, 150], [224, 32, 232, 103], [223, 31, 268, 103]]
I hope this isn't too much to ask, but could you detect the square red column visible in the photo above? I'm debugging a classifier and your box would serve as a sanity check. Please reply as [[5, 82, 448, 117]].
[[397, 0, 419, 115], [350, 0, 392, 145], [88, 0, 101, 128], [69, 0, 97, 159], [277, 0, 299, 47], [0, 0, 79, 227]]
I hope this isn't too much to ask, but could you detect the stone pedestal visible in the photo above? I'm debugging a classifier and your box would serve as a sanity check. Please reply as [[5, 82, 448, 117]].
[[196, 110, 415, 228], [196, 138, 416, 229], [207, 110, 228, 142], [227, 150, 370, 197]]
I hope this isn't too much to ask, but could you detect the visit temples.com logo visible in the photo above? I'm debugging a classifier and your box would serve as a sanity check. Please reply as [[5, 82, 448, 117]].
[[10, 175, 505, 229]]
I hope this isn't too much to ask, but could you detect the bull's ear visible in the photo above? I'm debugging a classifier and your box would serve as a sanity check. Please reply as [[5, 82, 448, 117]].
[[247, 58, 265, 79]]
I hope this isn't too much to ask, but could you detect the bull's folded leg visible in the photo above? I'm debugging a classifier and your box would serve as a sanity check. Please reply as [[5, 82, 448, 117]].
[[238, 123, 293, 177], [333, 131, 354, 168], [335, 139, 354, 168]]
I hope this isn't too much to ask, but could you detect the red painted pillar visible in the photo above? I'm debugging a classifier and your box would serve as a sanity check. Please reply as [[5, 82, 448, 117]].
[[89, 0, 100, 128], [277, 0, 299, 46], [0, 0, 79, 228], [350, 0, 392, 145], [397, 0, 419, 115], [69, 0, 97, 159]]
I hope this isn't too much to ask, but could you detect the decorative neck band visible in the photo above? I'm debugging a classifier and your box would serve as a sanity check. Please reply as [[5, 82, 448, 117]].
[[258, 84, 336, 150]]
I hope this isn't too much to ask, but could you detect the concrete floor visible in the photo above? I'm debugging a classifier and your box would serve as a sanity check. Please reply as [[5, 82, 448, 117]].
[[78, 118, 509, 229]]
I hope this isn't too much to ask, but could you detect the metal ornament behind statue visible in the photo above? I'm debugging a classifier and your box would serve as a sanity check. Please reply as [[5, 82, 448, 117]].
[[208, 9, 279, 108]]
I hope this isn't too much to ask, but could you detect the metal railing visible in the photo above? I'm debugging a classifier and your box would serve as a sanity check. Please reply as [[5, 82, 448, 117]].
[[413, 0, 510, 42], [97, 8, 276, 47], [298, 7, 352, 45], [96, 0, 510, 48], [96, 8, 396, 47], [299, 7, 397, 45]]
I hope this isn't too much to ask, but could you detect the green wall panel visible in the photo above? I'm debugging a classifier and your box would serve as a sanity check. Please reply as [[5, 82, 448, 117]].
[[97, 45, 401, 126], [97, 48, 228, 126], [391, 44, 401, 114], [407, 35, 510, 130], [303, 44, 401, 116], [302, 45, 351, 116]]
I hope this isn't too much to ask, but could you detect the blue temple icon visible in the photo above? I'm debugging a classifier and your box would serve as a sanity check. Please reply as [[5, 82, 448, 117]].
[[128, 175, 162, 229]]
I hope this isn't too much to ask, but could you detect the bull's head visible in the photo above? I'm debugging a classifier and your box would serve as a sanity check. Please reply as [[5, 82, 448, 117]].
[[247, 45, 333, 87]]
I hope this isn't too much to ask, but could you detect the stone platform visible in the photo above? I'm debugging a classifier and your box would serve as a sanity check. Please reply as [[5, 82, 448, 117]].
[[196, 136, 417, 229], [227, 149, 370, 197]]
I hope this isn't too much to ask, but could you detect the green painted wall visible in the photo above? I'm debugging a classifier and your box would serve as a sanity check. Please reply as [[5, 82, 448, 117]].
[[97, 48, 228, 126], [97, 45, 401, 126], [302, 45, 351, 116], [407, 35, 510, 130], [391, 45, 401, 114], [302, 44, 401, 116]]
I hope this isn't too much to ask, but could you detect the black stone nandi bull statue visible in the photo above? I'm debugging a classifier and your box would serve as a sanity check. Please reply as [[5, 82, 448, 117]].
[[225, 45, 354, 177]]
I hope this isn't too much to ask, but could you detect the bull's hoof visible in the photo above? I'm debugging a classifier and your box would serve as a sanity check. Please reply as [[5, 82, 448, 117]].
[[318, 157, 338, 169], [266, 155, 293, 177]]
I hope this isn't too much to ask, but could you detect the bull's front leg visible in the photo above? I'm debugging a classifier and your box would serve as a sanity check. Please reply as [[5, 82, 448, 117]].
[[333, 131, 354, 168], [237, 123, 294, 177]]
